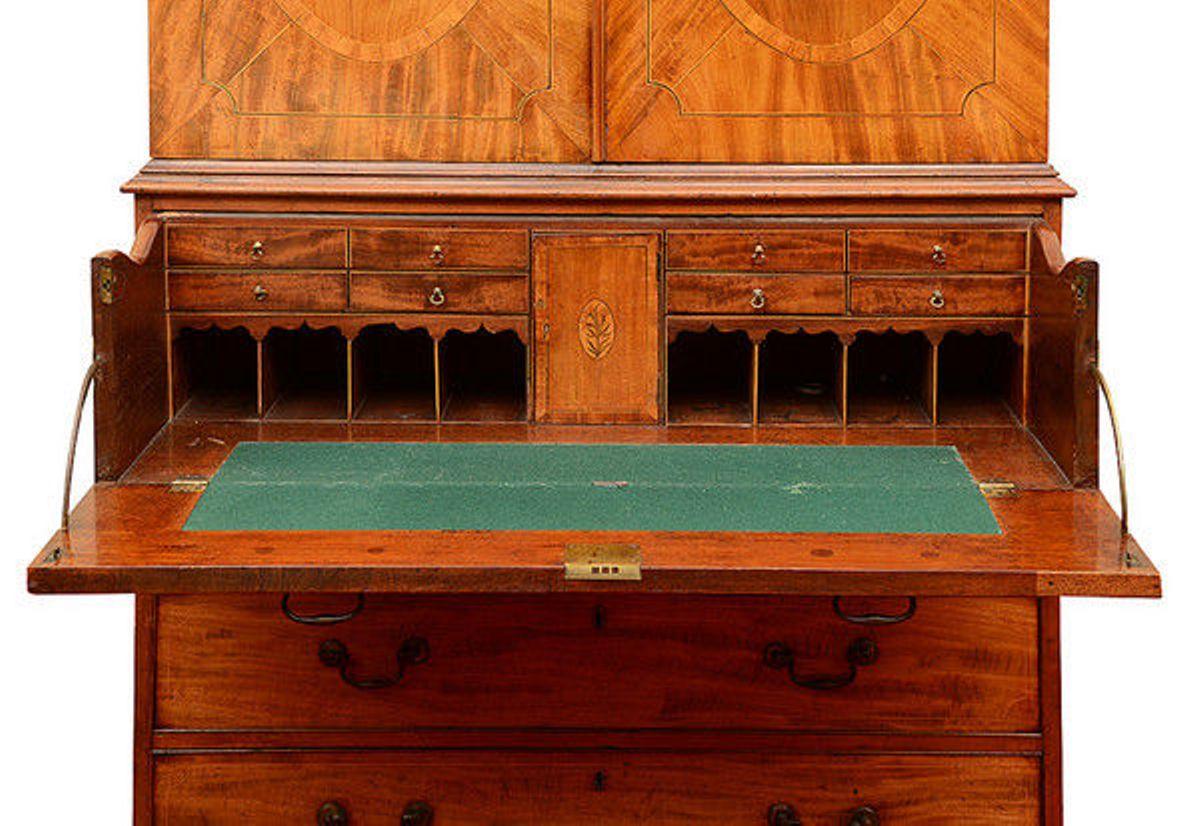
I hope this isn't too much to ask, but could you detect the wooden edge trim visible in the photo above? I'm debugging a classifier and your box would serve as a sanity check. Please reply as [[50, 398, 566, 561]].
[[133, 596, 157, 826]]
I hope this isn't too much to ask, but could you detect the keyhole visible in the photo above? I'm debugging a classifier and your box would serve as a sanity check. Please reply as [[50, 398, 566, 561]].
[[593, 771, 608, 792]]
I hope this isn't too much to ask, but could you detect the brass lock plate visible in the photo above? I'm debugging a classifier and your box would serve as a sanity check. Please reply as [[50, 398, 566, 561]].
[[564, 544, 642, 581]]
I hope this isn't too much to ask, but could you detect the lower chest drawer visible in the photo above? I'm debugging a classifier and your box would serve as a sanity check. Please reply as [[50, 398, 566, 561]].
[[154, 751, 1041, 825], [168, 272, 348, 311], [155, 595, 1038, 732], [350, 273, 528, 313], [850, 276, 1026, 316], [667, 273, 845, 314]]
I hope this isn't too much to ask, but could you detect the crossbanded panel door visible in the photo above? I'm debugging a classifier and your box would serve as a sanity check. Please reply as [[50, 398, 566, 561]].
[[150, 0, 591, 161], [603, 0, 1048, 163], [533, 235, 661, 424]]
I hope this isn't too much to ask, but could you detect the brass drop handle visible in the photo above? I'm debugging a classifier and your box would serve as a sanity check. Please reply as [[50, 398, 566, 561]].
[[250, 240, 265, 259], [849, 806, 881, 826], [929, 289, 946, 310], [429, 244, 445, 265], [401, 801, 435, 826], [931, 244, 947, 266], [763, 637, 878, 691], [750, 288, 767, 310], [252, 284, 269, 302], [318, 636, 430, 690], [429, 286, 447, 307], [768, 802, 802, 826], [751, 242, 767, 265], [316, 801, 349, 826]]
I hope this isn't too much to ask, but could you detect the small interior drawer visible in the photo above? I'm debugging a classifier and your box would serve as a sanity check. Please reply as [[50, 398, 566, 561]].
[[350, 273, 528, 313], [666, 230, 845, 272], [850, 276, 1026, 316], [351, 228, 530, 270], [167, 226, 347, 268], [667, 273, 844, 314], [848, 229, 1028, 272], [155, 595, 1038, 733], [169, 272, 348, 311], [154, 751, 1040, 825]]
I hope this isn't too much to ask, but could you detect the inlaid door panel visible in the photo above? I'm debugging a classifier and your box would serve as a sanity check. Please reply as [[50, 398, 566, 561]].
[[533, 235, 660, 423], [603, 0, 1048, 163], [149, 0, 591, 161]]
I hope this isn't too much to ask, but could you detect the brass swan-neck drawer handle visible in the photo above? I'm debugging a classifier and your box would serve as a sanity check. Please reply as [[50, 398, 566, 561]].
[[751, 242, 767, 265], [763, 637, 878, 691], [849, 807, 881, 826], [317, 801, 349, 826], [750, 287, 767, 310], [429, 244, 445, 265], [252, 284, 269, 302], [768, 802, 801, 826], [281, 593, 365, 626], [931, 244, 947, 266], [929, 289, 946, 310], [250, 240, 265, 259], [401, 801, 435, 826], [833, 596, 917, 625], [429, 286, 447, 307], [318, 636, 430, 690]]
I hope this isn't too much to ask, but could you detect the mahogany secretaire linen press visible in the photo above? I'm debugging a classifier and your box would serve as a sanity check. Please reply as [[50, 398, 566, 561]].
[[27, 0, 1160, 823]]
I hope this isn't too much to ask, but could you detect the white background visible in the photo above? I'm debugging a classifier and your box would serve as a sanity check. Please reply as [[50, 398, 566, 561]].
[[2, 2, 1197, 822]]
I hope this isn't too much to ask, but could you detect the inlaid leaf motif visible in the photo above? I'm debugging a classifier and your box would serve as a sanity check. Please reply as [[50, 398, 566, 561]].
[[578, 299, 616, 360]]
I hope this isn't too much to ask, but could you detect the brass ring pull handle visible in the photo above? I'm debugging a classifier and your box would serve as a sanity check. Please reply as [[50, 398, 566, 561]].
[[849, 806, 881, 826], [929, 289, 946, 310], [768, 802, 802, 826], [763, 637, 878, 691], [250, 240, 265, 259], [1091, 363, 1129, 534], [316, 801, 349, 826], [833, 596, 917, 626], [252, 284, 269, 302], [750, 288, 767, 310], [751, 242, 767, 265], [931, 244, 947, 266], [401, 800, 435, 826], [429, 286, 447, 307], [429, 244, 445, 265], [281, 594, 365, 626], [318, 636, 430, 690]]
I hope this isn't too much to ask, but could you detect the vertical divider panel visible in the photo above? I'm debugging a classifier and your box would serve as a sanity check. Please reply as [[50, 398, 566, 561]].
[[750, 341, 761, 426], [345, 337, 355, 421], [927, 337, 941, 427], [837, 337, 851, 426], [433, 335, 443, 423]]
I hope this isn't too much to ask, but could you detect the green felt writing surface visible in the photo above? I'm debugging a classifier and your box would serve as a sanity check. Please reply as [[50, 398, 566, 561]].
[[183, 443, 1000, 535]]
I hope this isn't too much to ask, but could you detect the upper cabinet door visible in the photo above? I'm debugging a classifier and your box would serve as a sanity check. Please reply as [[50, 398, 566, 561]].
[[150, 0, 591, 161], [602, 0, 1048, 163]]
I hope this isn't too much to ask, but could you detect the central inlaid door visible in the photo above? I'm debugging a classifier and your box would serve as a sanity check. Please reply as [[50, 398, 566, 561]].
[[533, 234, 660, 423]]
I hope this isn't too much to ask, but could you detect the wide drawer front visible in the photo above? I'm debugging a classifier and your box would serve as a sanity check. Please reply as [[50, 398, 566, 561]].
[[850, 276, 1026, 316], [350, 273, 528, 313], [154, 751, 1040, 825], [848, 230, 1027, 273], [667, 230, 845, 272], [351, 228, 529, 270], [168, 226, 347, 268], [168, 272, 348, 311], [155, 596, 1038, 732], [668, 274, 845, 314]]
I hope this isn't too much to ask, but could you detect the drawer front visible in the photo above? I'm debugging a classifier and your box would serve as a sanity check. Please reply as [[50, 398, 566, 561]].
[[668, 273, 845, 314], [848, 230, 1027, 272], [156, 595, 1038, 732], [169, 272, 348, 311], [667, 230, 845, 272], [352, 228, 529, 270], [851, 276, 1026, 316], [155, 751, 1040, 825], [350, 273, 528, 313], [168, 226, 347, 268]]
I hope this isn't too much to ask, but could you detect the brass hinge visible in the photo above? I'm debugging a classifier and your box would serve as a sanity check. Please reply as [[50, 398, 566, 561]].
[[1072, 271, 1090, 313], [97, 264, 117, 305], [169, 477, 209, 493], [564, 544, 642, 581], [979, 480, 1018, 498]]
